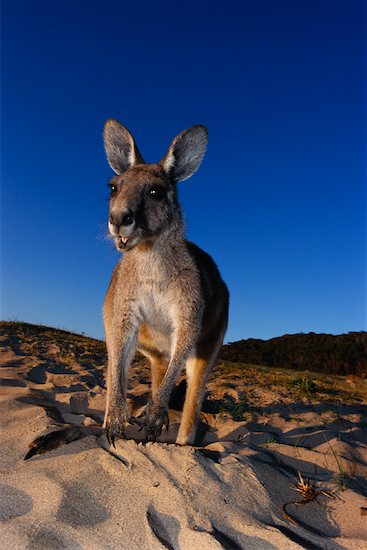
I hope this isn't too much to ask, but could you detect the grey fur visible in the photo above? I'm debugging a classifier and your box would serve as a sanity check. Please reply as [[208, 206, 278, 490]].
[[162, 125, 208, 182], [104, 119, 144, 174]]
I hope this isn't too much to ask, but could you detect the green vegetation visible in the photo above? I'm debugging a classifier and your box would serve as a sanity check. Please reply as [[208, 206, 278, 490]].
[[210, 360, 366, 407], [291, 376, 317, 398], [263, 435, 279, 446], [2, 321, 366, 417], [323, 434, 347, 491], [218, 394, 250, 421], [221, 332, 367, 377]]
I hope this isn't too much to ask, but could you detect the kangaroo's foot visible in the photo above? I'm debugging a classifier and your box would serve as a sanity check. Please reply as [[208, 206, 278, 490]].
[[137, 400, 170, 443], [104, 402, 134, 448]]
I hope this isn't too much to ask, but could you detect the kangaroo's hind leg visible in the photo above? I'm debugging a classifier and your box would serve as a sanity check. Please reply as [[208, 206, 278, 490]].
[[137, 324, 169, 397], [150, 356, 169, 397], [176, 325, 226, 446]]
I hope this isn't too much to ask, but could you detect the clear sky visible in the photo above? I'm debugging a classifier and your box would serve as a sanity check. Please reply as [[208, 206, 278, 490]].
[[1, 0, 365, 342]]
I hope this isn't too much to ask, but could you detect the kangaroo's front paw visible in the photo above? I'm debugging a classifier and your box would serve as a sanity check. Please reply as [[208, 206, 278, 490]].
[[138, 401, 170, 443], [104, 403, 132, 448]]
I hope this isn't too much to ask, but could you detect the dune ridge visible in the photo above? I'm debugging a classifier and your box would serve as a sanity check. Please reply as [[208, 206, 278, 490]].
[[1, 322, 366, 549]]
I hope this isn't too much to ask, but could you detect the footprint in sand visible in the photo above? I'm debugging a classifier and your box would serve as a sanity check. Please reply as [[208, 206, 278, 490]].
[[146, 504, 181, 550], [0, 484, 33, 520], [57, 482, 110, 527], [25, 365, 48, 384], [27, 526, 82, 550], [0, 378, 27, 387]]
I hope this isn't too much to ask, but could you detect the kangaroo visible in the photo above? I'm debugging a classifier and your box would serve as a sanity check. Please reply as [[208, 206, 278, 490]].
[[103, 119, 229, 446]]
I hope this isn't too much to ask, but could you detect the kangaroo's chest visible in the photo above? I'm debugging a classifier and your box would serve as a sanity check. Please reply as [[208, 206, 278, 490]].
[[137, 285, 174, 334], [136, 286, 175, 359]]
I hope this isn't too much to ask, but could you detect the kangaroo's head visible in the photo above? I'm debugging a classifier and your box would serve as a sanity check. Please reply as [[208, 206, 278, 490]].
[[103, 119, 208, 252]]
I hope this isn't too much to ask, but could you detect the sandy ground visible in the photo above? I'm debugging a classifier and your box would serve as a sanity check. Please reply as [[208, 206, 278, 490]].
[[0, 324, 366, 549]]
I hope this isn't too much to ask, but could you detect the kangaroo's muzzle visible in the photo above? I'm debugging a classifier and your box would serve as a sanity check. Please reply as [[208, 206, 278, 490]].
[[109, 210, 140, 251]]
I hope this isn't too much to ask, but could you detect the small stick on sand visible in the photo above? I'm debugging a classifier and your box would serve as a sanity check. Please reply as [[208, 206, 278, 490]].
[[282, 472, 334, 526]]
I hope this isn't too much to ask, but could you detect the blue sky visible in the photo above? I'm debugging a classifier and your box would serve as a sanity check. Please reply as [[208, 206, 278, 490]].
[[1, 0, 365, 342]]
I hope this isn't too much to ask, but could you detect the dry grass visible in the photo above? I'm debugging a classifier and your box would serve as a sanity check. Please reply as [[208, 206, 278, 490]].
[[1, 320, 107, 364], [208, 360, 366, 422], [2, 321, 365, 421], [283, 472, 335, 525]]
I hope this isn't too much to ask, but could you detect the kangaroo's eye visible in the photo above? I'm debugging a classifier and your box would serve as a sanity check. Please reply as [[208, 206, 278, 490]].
[[149, 185, 166, 201], [109, 184, 117, 196]]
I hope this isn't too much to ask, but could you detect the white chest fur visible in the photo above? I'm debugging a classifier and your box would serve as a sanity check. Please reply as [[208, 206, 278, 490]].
[[137, 284, 175, 335]]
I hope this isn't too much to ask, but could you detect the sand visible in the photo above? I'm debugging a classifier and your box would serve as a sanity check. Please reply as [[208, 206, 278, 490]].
[[0, 324, 366, 549]]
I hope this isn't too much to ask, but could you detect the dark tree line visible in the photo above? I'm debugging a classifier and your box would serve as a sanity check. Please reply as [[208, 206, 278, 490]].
[[220, 332, 367, 376]]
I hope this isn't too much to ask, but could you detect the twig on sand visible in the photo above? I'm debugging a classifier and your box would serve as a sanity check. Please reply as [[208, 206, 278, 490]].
[[24, 425, 103, 460], [283, 472, 334, 526]]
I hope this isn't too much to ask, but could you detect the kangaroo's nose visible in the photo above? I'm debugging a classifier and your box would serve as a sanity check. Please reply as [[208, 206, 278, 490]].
[[109, 211, 135, 227]]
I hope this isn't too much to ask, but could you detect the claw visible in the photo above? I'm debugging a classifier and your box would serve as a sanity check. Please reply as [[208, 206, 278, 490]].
[[105, 428, 116, 448], [144, 433, 156, 444], [132, 399, 170, 442], [146, 431, 157, 443], [134, 409, 148, 431], [129, 414, 144, 431], [104, 404, 133, 447]]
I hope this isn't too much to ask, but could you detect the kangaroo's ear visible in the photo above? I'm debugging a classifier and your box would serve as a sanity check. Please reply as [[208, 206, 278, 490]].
[[103, 119, 144, 175], [161, 125, 208, 182]]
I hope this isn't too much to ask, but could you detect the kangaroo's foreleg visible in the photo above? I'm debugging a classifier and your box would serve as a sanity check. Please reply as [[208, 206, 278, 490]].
[[103, 304, 138, 446], [141, 319, 200, 442]]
